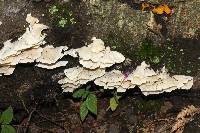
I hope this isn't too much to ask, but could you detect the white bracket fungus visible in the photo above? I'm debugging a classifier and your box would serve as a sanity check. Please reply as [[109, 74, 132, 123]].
[[94, 70, 135, 92], [64, 48, 78, 58], [0, 14, 69, 76], [132, 62, 193, 96], [0, 15, 48, 61], [58, 66, 105, 92], [0, 14, 48, 76], [36, 61, 69, 69], [94, 62, 193, 95], [35, 45, 69, 69], [36, 45, 68, 64], [26, 14, 39, 26], [126, 61, 158, 86], [0, 66, 15, 76], [58, 37, 193, 95], [0, 48, 43, 65], [2, 14, 191, 96], [76, 37, 125, 69]]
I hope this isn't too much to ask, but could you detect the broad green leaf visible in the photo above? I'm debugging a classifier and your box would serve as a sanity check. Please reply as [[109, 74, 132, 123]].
[[110, 97, 118, 111], [82, 90, 89, 99], [80, 101, 88, 121], [1, 125, 16, 133], [86, 94, 97, 115], [72, 89, 85, 98], [0, 106, 13, 124], [110, 96, 121, 111]]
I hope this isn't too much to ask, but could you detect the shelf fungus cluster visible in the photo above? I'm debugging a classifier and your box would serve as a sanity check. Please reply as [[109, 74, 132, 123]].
[[93, 62, 193, 95], [58, 67, 105, 92], [0, 13, 194, 95], [76, 37, 125, 69], [59, 36, 193, 95], [0, 14, 68, 76], [94, 70, 135, 92], [60, 60, 193, 95], [58, 37, 126, 92], [126, 62, 193, 95]]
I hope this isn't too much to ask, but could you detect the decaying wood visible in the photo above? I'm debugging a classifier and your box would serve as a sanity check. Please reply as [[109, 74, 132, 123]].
[[171, 105, 200, 133]]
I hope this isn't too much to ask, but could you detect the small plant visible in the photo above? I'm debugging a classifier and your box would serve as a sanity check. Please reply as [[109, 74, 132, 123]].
[[103, 32, 134, 58], [72, 85, 97, 121], [0, 106, 16, 133], [107, 93, 122, 111]]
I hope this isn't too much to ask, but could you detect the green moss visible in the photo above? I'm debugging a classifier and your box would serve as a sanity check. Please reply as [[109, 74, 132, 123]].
[[163, 43, 195, 75], [103, 33, 184, 74], [136, 99, 163, 113], [134, 39, 178, 72], [135, 39, 163, 65], [162, 42, 177, 72], [103, 32, 135, 58], [48, 4, 76, 28], [49, 5, 59, 15]]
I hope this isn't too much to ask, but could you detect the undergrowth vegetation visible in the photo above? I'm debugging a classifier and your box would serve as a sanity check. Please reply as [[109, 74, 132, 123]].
[[48, 4, 76, 28], [72, 84, 123, 121], [0, 106, 16, 133], [72, 85, 97, 121], [103, 32, 178, 73]]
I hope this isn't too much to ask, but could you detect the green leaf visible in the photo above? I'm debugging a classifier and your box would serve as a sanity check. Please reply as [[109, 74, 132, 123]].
[[86, 94, 97, 115], [80, 101, 88, 121], [1, 125, 16, 133], [0, 106, 13, 124], [82, 90, 89, 99], [110, 96, 121, 111], [110, 97, 118, 111], [72, 89, 85, 98]]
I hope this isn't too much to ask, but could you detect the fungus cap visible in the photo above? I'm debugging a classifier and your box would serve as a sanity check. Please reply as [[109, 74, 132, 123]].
[[36, 45, 68, 64], [94, 70, 135, 92], [76, 37, 125, 69], [36, 61, 68, 69], [59, 67, 105, 92]]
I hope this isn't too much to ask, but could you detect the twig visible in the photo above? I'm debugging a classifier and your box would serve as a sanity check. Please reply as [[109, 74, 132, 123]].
[[24, 108, 36, 133], [17, 92, 68, 132], [35, 110, 69, 133]]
